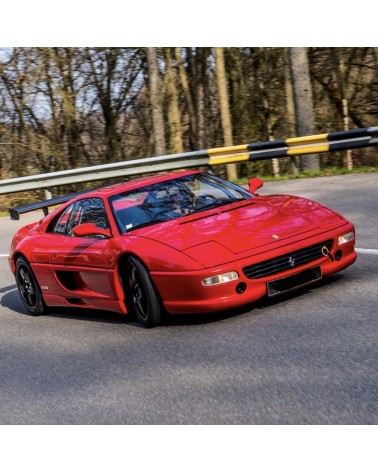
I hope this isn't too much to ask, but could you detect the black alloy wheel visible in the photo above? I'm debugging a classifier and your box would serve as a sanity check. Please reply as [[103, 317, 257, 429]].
[[126, 256, 162, 328], [15, 256, 46, 315]]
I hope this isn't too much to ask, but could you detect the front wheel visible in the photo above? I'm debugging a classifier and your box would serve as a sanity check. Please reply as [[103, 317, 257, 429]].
[[15, 256, 46, 315], [125, 256, 162, 328]]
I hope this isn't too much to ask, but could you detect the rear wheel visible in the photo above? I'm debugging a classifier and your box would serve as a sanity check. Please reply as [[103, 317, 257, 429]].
[[15, 256, 46, 315], [125, 256, 162, 328]]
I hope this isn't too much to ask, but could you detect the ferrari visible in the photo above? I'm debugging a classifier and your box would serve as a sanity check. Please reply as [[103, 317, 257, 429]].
[[8, 170, 357, 327]]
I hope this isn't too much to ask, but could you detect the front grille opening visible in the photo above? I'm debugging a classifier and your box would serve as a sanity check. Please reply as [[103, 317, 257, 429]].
[[242, 239, 333, 279]]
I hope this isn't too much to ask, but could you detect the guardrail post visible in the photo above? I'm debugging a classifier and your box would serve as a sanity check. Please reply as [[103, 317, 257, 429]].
[[44, 189, 52, 200]]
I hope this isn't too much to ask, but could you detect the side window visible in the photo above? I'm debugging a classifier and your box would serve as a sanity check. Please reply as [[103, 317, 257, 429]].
[[78, 198, 108, 229], [52, 198, 109, 237], [53, 203, 75, 235]]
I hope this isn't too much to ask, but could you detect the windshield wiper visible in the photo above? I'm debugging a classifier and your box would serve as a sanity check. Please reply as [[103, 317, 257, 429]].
[[125, 217, 169, 232], [192, 197, 246, 214]]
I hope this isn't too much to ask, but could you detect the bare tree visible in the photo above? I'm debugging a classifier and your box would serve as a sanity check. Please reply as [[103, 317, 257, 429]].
[[164, 49, 183, 154], [252, 48, 281, 177], [195, 47, 207, 150], [331, 48, 353, 170], [284, 48, 299, 175], [147, 47, 166, 156], [175, 48, 196, 149], [84, 48, 143, 163], [289, 47, 320, 171], [215, 47, 237, 180]]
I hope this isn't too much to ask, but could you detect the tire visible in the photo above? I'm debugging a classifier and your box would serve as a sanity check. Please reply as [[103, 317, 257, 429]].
[[16, 256, 47, 316], [125, 256, 162, 328], [15, 256, 46, 315]]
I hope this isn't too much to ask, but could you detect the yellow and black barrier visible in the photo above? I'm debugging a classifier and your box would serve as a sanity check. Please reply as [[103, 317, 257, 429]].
[[207, 127, 378, 165], [2, 126, 378, 197]]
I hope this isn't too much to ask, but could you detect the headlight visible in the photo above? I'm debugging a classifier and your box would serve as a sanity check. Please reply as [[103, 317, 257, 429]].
[[338, 230, 355, 246], [202, 271, 239, 286]]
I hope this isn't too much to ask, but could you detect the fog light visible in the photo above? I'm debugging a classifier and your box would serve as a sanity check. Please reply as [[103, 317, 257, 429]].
[[335, 249, 342, 261], [338, 230, 354, 246], [202, 271, 239, 286], [236, 282, 247, 294]]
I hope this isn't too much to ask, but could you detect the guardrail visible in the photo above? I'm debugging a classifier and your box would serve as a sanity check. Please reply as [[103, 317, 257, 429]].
[[1, 126, 377, 196]]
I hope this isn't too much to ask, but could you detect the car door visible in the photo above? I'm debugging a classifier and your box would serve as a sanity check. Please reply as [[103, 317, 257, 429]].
[[47, 197, 115, 300]]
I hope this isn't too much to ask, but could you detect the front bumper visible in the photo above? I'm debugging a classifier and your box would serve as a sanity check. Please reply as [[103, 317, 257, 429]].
[[151, 225, 357, 314]]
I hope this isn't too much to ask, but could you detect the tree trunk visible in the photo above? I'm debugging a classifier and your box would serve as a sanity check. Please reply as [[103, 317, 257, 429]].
[[289, 47, 320, 171], [165, 49, 183, 154], [215, 47, 237, 180], [331, 48, 353, 170], [175, 48, 196, 149], [147, 47, 166, 156], [255, 50, 279, 177], [284, 48, 299, 175], [196, 47, 207, 150]]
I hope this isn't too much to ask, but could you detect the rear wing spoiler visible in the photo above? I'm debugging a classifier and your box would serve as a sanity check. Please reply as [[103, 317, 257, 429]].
[[8, 182, 120, 220], [9, 193, 76, 220]]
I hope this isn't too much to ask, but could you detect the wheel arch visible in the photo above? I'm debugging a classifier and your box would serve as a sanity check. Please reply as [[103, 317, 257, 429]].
[[116, 251, 167, 313], [14, 253, 47, 315], [10, 251, 28, 274]]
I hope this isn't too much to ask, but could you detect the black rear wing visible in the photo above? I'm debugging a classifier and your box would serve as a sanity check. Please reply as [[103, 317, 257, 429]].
[[9, 193, 75, 220], [8, 183, 119, 220]]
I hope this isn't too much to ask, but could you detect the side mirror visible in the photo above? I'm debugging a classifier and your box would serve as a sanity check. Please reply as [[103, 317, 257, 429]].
[[248, 177, 264, 194], [73, 223, 111, 238]]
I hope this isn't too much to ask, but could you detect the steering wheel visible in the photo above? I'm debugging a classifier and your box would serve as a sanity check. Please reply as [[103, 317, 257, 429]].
[[195, 194, 218, 208]]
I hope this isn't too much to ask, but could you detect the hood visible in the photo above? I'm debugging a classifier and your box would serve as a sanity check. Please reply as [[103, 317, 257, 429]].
[[133, 195, 345, 266]]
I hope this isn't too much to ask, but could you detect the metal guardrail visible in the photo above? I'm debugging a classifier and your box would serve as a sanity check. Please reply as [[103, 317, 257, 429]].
[[207, 126, 378, 164], [1, 127, 377, 196]]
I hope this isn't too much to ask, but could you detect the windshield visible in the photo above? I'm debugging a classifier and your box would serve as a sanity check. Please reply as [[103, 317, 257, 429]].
[[109, 172, 253, 233]]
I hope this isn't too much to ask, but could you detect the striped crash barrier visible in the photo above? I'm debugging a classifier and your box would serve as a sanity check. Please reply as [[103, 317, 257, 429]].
[[207, 127, 378, 165], [1, 126, 377, 197]]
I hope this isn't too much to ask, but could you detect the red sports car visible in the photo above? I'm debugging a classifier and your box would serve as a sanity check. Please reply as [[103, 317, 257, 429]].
[[8, 170, 357, 327]]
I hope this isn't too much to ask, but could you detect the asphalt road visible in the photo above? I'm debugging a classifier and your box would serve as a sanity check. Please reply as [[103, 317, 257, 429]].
[[0, 172, 377, 424]]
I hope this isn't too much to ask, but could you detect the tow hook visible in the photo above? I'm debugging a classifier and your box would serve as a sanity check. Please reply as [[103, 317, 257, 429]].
[[322, 246, 334, 262]]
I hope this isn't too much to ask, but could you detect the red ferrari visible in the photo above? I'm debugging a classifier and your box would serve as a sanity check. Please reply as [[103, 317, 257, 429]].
[[8, 170, 357, 327]]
